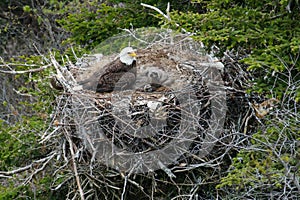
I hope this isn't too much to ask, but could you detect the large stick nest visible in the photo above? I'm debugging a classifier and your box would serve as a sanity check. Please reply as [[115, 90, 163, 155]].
[[49, 30, 255, 176]]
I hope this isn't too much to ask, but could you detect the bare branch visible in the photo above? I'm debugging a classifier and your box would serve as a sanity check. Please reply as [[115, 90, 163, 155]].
[[141, 3, 189, 33], [0, 64, 52, 74], [141, 3, 170, 22], [64, 128, 85, 200], [0, 152, 56, 177]]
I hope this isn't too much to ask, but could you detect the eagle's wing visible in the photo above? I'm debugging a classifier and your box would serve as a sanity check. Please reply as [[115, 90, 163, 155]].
[[77, 59, 120, 91], [96, 60, 136, 93]]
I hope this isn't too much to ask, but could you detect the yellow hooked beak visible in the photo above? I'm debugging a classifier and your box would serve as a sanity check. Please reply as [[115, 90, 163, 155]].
[[128, 52, 137, 57]]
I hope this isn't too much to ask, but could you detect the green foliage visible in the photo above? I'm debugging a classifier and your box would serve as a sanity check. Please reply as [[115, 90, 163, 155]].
[[214, 36, 299, 199], [0, 121, 40, 170], [58, 1, 156, 49], [0, 184, 26, 200], [169, 0, 300, 98], [0, 54, 66, 198], [0, 176, 67, 200], [23, 5, 31, 13], [217, 114, 300, 195], [92, 27, 170, 55], [1, 0, 299, 198], [57, 0, 194, 50], [164, 0, 300, 197]]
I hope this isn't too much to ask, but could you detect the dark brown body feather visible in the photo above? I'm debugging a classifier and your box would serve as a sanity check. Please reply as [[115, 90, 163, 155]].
[[96, 59, 136, 93]]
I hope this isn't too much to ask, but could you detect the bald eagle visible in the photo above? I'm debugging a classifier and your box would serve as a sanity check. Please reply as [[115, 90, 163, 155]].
[[96, 47, 137, 93]]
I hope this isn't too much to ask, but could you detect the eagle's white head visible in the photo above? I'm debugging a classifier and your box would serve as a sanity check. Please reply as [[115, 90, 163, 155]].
[[119, 47, 136, 65]]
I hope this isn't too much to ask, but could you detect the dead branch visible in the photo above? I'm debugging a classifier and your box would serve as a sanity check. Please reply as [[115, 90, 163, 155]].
[[0, 152, 56, 177], [0, 64, 52, 74]]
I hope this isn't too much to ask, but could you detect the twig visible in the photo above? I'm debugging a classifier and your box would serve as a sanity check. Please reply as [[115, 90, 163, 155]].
[[0, 64, 52, 74], [24, 152, 57, 184], [64, 128, 85, 200], [119, 28, 149, 45], [141, 3, 170, 22], [158, 160, 176, 178], [141, 2, 188, 33], [50, 53, 74, 91], [0, 152, 56, 177], [40, 126, 61, 143], [121, 175, 128, 200], [13, 88, 33, 97]]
